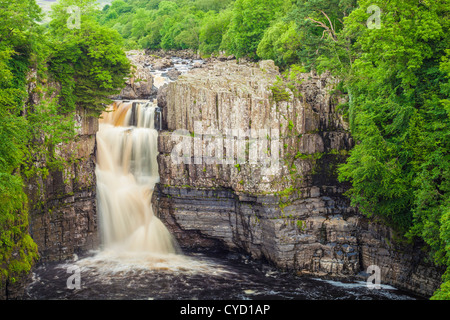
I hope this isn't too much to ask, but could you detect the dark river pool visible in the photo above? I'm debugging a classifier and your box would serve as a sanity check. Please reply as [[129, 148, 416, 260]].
[[23, 249, 421, 301]]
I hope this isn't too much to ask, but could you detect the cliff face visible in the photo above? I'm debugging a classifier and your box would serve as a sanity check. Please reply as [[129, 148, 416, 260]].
[[27, 107, 99, 262], [1, 74, 100, 299], [154, 60, 444, 297], [25, 70, 99, 263]]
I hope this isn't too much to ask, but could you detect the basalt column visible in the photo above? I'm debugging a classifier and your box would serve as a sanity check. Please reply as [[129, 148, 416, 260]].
[[154, 60, 444, 297]]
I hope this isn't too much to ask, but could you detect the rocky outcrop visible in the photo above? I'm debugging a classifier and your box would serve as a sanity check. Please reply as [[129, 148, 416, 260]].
[[1, 74, 101, 299], [158, 60, 350, 193], [119, 51, 157, 100], [27, 107, 99, 262], [154, 59, 444, 297], [153, 57, 174, 71]]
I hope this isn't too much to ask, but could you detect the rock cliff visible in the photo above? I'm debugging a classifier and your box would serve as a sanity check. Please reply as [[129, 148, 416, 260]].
[[154, 59, 444, 297], [1, 73, 100, 299], [27, 107, 99, 262]]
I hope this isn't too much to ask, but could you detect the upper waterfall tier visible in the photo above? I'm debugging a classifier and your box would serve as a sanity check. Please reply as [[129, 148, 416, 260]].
[[95, 101, 178, 254]]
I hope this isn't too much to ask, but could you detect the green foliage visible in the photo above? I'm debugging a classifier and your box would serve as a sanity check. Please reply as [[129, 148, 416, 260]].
[[257, 20, 302, 68], [94, 0, 355, 68], [270, 77, 292, 103], [96, 0, 294, 61], [161, 13, 202, 50], [0, 173, 38, 285], [296, 220, 305, 231], [222, 0, 289, 60], [321, 0, 450, 298], [270, 65, 305, 103], [288, 0, 358, 71], [49, 0, 131, 116], [98, 0, 233, 53], [0, 0, 42, 286], [194, 0, 234, 12], [199, 9, 232, 54], [337, 0, 449, 229]]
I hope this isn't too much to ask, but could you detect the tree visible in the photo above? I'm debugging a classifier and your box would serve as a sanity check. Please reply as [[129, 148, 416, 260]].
[[0, 0, 42, 288], [256, 20, 302, 68], [288, 0, 357, 71], [199, 9, 232, 54], [222, 0, 289, 60], [48, 0, 131, 115], [330, 0, 450, 299], [194, 0, 234, 12]]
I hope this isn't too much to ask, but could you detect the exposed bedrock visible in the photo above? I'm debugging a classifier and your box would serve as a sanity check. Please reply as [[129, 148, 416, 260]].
[[153, 59, 444, 297], [27, 107, 99, 262], [117, 51, 158, 100]]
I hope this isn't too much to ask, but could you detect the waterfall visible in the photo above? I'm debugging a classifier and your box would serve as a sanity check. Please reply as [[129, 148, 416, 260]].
[[95, 101, 179, 255]]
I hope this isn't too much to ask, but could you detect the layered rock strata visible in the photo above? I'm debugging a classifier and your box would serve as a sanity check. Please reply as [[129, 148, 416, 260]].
[[27, 107, 99, 262], [154, 60, 444, 297]]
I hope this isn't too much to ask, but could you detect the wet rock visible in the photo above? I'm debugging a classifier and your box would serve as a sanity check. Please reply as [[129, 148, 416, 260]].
[[153, 58, 174, 71]]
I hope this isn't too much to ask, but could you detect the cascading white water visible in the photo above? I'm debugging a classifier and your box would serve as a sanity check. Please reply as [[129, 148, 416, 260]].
[[73, 61, 232, 273], [95, 101, 178, 255]]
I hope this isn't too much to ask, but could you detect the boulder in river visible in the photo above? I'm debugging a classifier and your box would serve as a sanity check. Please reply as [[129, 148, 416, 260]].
[[153, 58, 174, 70], [120, 63, 156, 99], [167, 68, 182, 81]]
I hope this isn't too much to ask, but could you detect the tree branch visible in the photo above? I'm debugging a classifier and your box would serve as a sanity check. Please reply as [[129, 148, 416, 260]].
[[306, 16, 338, 42]]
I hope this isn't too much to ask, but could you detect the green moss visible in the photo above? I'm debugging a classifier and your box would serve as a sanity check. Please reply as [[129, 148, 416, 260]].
[[270, 77, 292, 103], [275, 186, 297, 209], [276, 186, 295, 197], [288, 120, 294, 131], [296, 220, 305, 231]]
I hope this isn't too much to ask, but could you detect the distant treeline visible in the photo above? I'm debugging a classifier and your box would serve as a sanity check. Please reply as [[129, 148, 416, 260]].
[[97, 0, 327, 69]]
